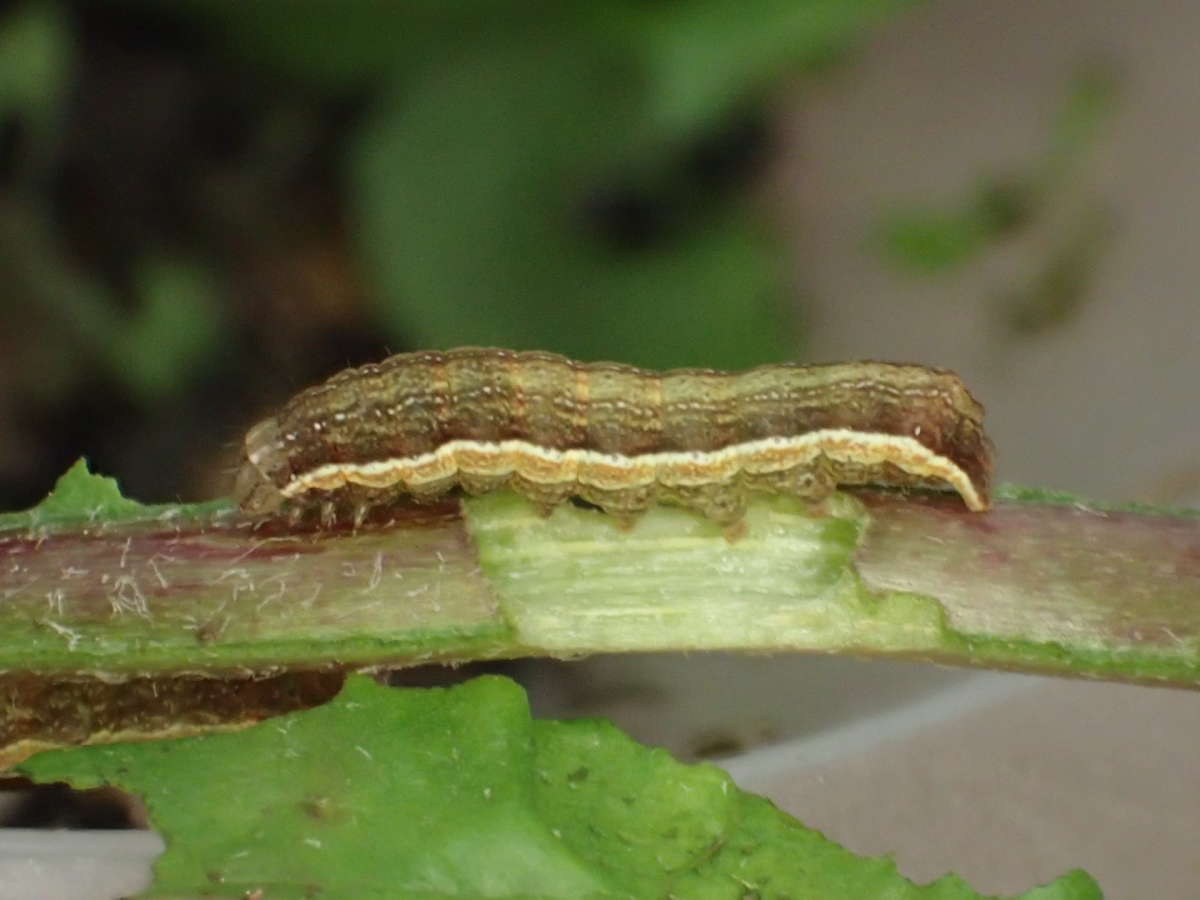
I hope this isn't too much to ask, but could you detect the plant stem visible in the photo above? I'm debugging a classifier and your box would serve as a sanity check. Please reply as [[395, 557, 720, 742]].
[[2, 484, 1198, 764]]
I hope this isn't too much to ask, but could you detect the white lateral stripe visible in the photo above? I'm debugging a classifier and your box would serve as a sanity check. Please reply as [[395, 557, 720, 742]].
[[278, 429, 984, 510]]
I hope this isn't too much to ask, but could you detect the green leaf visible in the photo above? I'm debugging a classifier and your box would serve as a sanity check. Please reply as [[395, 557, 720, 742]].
[[0, 458, 229, 533], [19, 675, 1099, 899], [0, 459, 155, 531]]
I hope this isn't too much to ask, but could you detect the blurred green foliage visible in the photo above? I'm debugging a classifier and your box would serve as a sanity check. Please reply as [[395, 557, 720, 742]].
[[0, 1, 71, 181], [172, 0, 910, 369], [1, 0, 916, 392], [877, 61, 1119, 280], [350, 32, 785, 369], [1, 4, 223, 408], [118, 257, 225, 403], [998, 203, 1115, 336], [1, 0, 911, 505]]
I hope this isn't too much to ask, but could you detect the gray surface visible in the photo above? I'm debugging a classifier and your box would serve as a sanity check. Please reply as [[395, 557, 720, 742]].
[[761, 0, 1200, 895], [0, 829, 161, 900], [776, 0, 1200, 505], [728, 677, 1200, 899]]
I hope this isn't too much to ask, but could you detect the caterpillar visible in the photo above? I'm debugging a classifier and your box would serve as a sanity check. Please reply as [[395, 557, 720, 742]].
[[234, 348, 992, 524]]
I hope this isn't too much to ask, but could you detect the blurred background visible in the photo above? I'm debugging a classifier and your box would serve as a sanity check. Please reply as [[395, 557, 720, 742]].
[[9, 0, 1198, 515], [2, 1, 1199, 897]]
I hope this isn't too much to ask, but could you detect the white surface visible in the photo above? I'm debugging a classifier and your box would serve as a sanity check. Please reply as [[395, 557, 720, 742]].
[[0, 829, 161, 900]]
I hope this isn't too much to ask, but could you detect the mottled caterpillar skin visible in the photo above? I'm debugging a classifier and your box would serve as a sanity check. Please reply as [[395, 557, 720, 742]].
[[234, 348, 993, 524]]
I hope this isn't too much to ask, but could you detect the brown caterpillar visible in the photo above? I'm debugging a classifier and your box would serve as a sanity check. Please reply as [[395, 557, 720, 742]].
[[234, 348, 993, 524]]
